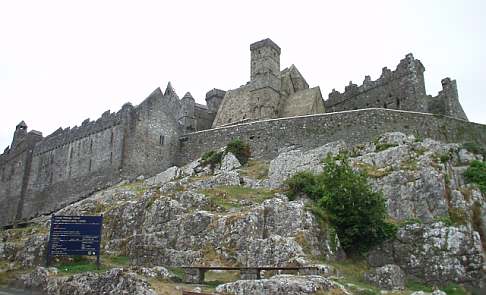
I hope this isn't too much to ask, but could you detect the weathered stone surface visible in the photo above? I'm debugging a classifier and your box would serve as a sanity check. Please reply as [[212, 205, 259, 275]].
[[268, 141, 346, 188], [364, 264, 405, 290], [220, 152, 241, 172], [215, 274, 345, 295], [368, 222, 484, 285], [145, 166, 183, 186], [20, 267, 157, 295]]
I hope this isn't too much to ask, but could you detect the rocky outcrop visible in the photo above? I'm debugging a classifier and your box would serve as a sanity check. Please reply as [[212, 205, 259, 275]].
[[19, 267, 157, 295], [364, 264, 405, 290], [1, 132, 485, 290], [215, 274, 347, 295], [268, 141, 346, 188], [367, 222, 484, 285]]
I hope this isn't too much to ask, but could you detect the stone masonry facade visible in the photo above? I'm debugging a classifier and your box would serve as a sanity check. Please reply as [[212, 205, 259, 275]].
[[0, 38, 482, 227]]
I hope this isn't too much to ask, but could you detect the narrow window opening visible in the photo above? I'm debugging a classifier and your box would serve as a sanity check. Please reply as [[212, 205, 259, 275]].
[[384, 103, 388, 109], [159, 135, 165, 145], [396, 98, 400, 109]]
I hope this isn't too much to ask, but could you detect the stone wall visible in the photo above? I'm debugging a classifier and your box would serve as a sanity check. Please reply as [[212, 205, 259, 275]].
[[325, 54, 427, 113], [0, 132, 42, 226], [178, 108, 486, 165], [0, 88, 183, 226]]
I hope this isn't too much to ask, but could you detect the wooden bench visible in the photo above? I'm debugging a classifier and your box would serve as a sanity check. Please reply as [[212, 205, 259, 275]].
[[181, 266, 319, 284]]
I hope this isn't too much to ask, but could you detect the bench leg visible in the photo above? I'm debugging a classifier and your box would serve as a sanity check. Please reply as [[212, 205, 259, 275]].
[[183, 268, 206, 284]]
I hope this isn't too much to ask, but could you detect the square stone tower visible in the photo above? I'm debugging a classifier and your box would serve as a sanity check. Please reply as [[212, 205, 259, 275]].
[[249, 38, 282, 119]]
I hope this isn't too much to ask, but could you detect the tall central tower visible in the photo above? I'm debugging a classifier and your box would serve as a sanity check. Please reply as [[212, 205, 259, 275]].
[[249, 38, 282, 119]]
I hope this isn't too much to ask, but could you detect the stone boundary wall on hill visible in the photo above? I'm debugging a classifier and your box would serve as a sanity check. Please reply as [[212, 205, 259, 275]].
[[178, 108, 486, 165]]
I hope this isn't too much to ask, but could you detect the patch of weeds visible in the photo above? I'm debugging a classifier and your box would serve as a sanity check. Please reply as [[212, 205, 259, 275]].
[[448, 208, 468, 225], [240, 159, 269, 180], [106, 255, 130, 266], [442, 282, 469, 295], [413, 146, 427, 157], [433, 215, 454, 226], [406, 278, 434, 292], [330, 258, 379, 294], [375, 143, 398, 152], [225, 139, 251, 165], [355, 162, 391, 178], [201, 186, 275, 211], [400, 158, 418, 171]]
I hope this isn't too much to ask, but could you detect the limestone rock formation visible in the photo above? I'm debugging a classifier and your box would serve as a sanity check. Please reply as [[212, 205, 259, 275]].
[[20, 267, 157, 295], [1, 131, 485, 292], [364, 264, 405, 290], [215, 274, 346, 295]]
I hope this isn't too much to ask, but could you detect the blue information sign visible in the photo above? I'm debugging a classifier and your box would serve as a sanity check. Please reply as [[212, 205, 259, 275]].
[[46, 215, 103, 267]]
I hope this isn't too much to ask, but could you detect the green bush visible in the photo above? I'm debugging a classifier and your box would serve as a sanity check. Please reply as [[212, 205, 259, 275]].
[[285, 154, 396, 254], [201, 150, 223, 169], [201, 139, 251, 170], [464, 160, 486, 193], [284, 171, 322, 201], [225, 139, 251, 165]]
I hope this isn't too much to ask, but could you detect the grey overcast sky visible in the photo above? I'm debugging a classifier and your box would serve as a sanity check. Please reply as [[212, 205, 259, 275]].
[[1, 0, 485, 150]]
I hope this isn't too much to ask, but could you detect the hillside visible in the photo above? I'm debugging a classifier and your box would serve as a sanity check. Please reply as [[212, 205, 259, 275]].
[[1, 132, 485, 295]]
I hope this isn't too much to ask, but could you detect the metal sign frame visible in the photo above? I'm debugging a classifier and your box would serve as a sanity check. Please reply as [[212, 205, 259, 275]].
[[46, 215, 103, 269]]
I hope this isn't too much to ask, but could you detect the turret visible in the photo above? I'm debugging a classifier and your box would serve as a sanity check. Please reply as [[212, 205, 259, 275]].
[[205, 89, 226, 113], [11, 121, 28, 149], [179, 92, 195, 132]]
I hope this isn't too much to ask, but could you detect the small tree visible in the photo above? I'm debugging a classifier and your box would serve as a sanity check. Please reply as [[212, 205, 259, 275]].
[[285, 154, 396, 254]]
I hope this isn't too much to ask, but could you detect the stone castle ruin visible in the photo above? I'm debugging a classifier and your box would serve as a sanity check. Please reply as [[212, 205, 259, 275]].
[[1, 38, 484, 227]]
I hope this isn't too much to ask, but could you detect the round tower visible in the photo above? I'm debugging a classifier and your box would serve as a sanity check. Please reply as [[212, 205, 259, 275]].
[[179, 92, 195, 132]]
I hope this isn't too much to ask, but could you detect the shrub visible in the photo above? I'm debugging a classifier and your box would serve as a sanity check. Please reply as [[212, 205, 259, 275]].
[[201, 139, 252, 170], [201, 150, 223, 169], [464, 160, 486, 193], [225, 139, 251, 165], [284, 171, 322, 201], [285, 154, 396, 254]]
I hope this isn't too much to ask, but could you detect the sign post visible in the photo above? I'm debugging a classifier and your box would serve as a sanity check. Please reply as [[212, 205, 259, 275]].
[[46, 215, 103, 269]]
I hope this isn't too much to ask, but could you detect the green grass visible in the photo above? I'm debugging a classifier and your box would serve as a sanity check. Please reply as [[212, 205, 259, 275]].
[[442, 282, 470, 295], [355, 162, 391, 178], [201, 186, 275, 211], [55, 255, 130, 274], [406, 279, 434, 292]]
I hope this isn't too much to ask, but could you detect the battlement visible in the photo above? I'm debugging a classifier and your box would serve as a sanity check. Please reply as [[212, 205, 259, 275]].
[[327, 53, 425, 106], [33, 109, 124, 156]]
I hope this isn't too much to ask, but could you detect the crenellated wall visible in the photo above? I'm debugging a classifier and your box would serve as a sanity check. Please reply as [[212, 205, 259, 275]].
[[0, 87, 184, 226], [325, 54, 427, 113]]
